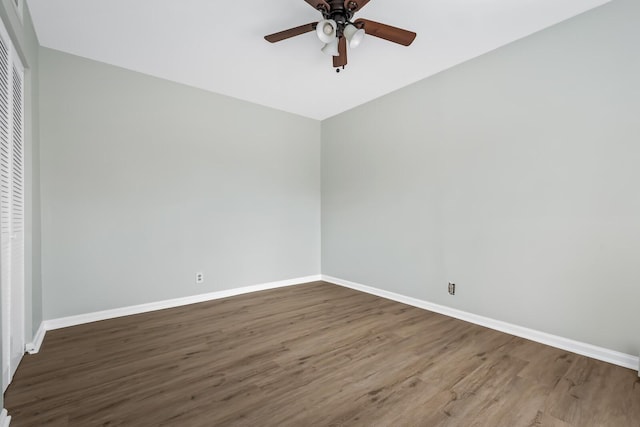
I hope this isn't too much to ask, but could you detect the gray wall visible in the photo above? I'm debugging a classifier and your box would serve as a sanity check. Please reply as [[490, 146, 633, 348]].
[[40, 48, 321, 319], [322, 0, 640, 355]]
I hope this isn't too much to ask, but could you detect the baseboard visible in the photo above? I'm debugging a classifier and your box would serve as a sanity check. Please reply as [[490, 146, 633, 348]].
[[25, 322, 46, 354], [28, 275, 322, 354], [322, 275, 639, 372], [0, 409, 10, 427], [27, 273, 638, 373]]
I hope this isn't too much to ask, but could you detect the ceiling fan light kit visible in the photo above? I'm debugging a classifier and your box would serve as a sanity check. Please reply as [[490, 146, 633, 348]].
[[265, 0, 417, 72]]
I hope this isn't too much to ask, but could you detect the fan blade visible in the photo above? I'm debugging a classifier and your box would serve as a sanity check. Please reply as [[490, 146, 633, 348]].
[[264, 22, 318, 43], [333, 36, 347, 67], [305, 0, 330, 12], [344, 0, 370, 13], [354, 18, 416, 46]]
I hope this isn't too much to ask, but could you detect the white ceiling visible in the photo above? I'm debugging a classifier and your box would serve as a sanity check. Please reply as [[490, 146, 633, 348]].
[[27, 0, 610, 120]]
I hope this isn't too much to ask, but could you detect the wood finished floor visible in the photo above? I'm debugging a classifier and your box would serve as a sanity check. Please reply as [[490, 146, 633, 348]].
[[5, 281, 640, 426]]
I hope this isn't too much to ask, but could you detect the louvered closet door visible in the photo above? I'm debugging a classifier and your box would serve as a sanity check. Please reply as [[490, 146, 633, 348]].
[[9, 63, 24, 383], [0, 26, 11, 390], [0, 21, 25, 390]]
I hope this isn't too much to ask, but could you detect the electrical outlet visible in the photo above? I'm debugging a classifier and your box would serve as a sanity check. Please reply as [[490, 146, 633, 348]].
[[448, 282, 455, 295], [195, 272, 204, 284]]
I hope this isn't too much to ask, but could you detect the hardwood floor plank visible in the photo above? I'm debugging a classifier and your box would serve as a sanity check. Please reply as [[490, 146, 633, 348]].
[[5, 282, 640, 426], [545, 355, 640, 426]]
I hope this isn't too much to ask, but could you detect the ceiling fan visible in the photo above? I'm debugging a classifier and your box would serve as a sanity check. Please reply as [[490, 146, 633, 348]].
[[264, 0, 417, 72]]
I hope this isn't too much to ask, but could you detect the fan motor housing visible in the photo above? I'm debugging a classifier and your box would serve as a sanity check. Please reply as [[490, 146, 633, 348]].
[[323, 0, 353, 26]]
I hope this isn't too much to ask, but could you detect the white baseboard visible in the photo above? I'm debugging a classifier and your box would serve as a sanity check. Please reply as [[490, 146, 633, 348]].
[[25, 321, 46, 354], [322, 275, 639, 372], [0, 409, 10, 427], [26, 273, 638, 373], [27, 275, 322, 354]]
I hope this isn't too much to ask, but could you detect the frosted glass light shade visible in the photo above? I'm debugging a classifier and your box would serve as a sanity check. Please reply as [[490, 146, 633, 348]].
[[316, 19, 337, 43], [344, 24, 365, 48], [321, 38, 339, 56]]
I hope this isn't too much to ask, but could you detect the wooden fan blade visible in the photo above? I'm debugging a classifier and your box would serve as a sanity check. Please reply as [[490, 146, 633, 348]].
[[304, 0, 330, 12], [354, 18, 416, 46], [344, 0, 370, 13], [333, 36, 347, 67], [264, 22, 318, 43]]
